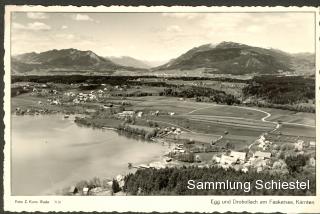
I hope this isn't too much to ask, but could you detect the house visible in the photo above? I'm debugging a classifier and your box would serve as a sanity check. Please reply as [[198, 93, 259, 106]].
[[82, 187, 89, 195], [250, 158, 269, 168], [220, 155, 238, 165], [213, 156, 221, 163], [149, 161, 166, 169], [294, 140, 304, 151], [137, 111, 143, 118], [229, 151, 246, 162], [117, 111, 135, 118], [253, 151, 271, 160], [138, 164, 150, 169], [51, 100, 61, 105], [73, 99, 80, 104], [309, 157, 316, 167], [116, 174, 125, 188], [85, 109, 97, 114], [309, 141, 316, 148], [241, 167, 248, 173]]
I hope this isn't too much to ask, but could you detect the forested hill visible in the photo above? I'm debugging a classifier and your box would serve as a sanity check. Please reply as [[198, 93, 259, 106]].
[[243, 76, 314, 106], [11, 49, 145, 75], [155, 42, 314, 76], [123, 166, 315, 196]]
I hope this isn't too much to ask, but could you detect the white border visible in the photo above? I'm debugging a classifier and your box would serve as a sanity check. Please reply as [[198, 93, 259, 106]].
[[3, 6, 320, 212]]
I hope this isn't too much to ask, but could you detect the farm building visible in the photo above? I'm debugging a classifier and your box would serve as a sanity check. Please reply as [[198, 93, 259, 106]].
[[250, 157, 269, 168], [229, 151, 246, 162], [117, 110, 135, 118], [253, 151, 271, 160], [309, 141, 316, 148], [219, 155, 238, 165]]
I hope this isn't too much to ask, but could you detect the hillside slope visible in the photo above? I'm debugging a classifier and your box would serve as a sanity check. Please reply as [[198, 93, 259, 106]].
[[107, 56, 151, 69], [12, 49, 142, 75], [155, 42, 314, 75]]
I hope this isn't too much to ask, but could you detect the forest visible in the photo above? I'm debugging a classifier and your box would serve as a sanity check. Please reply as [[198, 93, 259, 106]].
[[123, 166, 315, 196], [160, 86, 240, 105], [243, 76, 315, 105]]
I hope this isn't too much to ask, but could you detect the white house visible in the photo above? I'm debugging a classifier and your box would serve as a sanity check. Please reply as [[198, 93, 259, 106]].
[[229, 151, 246, 162], [220, 155, 238, 165], [253, 151, 271, 160], [294, 140, 304, 151]]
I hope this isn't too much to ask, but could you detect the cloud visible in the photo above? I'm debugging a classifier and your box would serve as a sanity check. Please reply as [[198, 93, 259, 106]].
[[12, 22, 51, 31], [28, 22, 51, 30], [26, 12, 49, 19], [55, 33, 75, 40], [61, 25, 68, 29], [166, 25, 182, 33], [162, 13, 202, 20], [12, 22, 26, 30], [71, 14, 94, 21]]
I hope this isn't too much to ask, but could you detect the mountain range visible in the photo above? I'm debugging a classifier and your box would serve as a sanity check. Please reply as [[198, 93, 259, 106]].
[[155, 42, 315, 75], [12, 42, 315, 76], [107, 56, 152, 69], [11, 48, 143, 75]]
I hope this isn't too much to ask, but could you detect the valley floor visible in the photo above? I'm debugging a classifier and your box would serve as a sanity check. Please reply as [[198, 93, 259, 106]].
[[11, 81, 316, 195]]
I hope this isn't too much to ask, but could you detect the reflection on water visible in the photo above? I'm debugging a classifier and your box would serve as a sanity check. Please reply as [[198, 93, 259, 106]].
[[11, 114, 164, 195]]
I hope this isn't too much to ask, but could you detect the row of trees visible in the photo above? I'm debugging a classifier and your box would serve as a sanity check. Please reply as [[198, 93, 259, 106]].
[[123, 166, 315, 196], [117, 124, 158, 140], [160, 86, 240, 105]]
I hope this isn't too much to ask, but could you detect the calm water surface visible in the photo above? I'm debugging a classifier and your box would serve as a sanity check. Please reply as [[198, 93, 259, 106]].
[[12, 114, 165, 195]]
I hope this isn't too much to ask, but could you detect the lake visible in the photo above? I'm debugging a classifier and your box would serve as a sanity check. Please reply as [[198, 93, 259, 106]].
[[11, 114, 165, 195]]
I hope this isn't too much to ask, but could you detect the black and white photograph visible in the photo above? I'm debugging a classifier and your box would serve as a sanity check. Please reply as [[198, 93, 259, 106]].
[[3, 5, 319, 213]]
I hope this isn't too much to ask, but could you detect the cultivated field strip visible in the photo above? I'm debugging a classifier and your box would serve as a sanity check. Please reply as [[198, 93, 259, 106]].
[[183, 115, 275, 130]]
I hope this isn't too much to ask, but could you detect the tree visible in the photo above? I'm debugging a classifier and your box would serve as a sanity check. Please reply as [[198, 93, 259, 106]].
[[112, 179, 121, 193], [285, 155, 308, 174]]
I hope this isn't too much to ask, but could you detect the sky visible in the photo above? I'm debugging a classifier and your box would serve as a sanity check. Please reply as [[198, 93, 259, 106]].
[[11, 12, 315, 62]]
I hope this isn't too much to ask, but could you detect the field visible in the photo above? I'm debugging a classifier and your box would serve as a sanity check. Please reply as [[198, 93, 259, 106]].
[[11, 82, 316, 150], [177, 132, 221, 144], [187, 105, 267, 119], [259, 107, 315, 126], [277, 124, 316, 137]]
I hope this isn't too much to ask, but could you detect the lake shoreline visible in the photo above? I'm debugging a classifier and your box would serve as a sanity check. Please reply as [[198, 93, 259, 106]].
[[12, 114, 167, 196]]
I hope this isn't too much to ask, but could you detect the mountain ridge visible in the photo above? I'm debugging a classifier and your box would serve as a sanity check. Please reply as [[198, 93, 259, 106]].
[[155, 41, 315, 76], [12, 48, 145, 75], [107, 56, 151, 69], [12, 42, 315, 76]]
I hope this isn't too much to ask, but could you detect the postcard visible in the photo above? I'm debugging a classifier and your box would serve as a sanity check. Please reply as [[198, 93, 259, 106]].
[[3, 5, 319, 212]]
